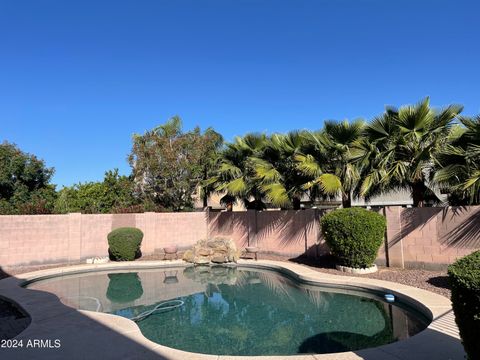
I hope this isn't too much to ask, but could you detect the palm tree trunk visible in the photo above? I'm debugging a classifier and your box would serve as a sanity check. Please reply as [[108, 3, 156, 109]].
[[342, 191, 352, 208], [412, 181, 426, 207], [292, 197, 301, 210], [202, 168, 209, 208]]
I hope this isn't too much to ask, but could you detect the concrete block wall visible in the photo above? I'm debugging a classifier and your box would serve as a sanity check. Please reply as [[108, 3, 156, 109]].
[[1, 206, 479, 269], [0, 212, 208, 268], [389, 206, 480, 269], [208, 209, 329, 258], [210, 206, 479, 269]]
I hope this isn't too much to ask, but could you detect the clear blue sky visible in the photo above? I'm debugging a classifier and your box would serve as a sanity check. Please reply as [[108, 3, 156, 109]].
[[1, 0, 479, 187]]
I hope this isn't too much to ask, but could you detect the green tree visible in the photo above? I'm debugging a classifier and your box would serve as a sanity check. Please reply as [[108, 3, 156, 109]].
[[55, 169, 139, 213], [250, 131, 311, 209], [295, 120, 365, 208], [434, 116, 480, 205], [0, 141, 56, 214], [129, 116, 221, 211], [208, 133, 268, 210], [359, 97, 463, 207]]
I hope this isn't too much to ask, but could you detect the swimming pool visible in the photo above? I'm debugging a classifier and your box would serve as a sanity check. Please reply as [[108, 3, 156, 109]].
[[25, 265, 429, 356]]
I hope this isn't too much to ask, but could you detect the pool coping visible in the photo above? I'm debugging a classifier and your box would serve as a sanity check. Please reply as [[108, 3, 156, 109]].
[[0, 260, 465, 360]]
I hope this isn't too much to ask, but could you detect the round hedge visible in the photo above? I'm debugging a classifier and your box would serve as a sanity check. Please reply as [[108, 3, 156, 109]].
[[107, 227, 143, 261], [320, 207, 386, 268], [448, 251, 480, 360]]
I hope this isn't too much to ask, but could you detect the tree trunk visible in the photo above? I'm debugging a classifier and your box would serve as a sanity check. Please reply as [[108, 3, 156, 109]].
[[203, 193, 208, 208], [226, 202, 233, 211], [342, 191, 352, 208], [412, 182, 425, 207], [202, 168, 208, 208], [292, 197, 301, 210]]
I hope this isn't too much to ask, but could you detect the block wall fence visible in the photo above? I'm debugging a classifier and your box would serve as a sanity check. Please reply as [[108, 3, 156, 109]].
[[0, 206, 479, 269], [0, 212, 208, 268]]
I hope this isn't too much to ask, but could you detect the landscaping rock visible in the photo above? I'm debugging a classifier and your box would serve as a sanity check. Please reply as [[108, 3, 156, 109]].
[[193, 256, 210, 265], [183, 237, 238, 265], [211, 255, 227, 263], [182, 250, 194, 263], [336, 264, 378, 274], [197, 249, 212, 256]]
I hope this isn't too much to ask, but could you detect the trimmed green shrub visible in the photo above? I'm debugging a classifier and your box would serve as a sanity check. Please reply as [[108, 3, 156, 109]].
[[448, 251, 480, 360], [320, 207, 386, 268], [107, 227, 143, 261]]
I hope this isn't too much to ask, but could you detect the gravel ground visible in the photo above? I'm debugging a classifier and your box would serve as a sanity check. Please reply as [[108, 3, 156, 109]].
[[0, 254, 452, 298]]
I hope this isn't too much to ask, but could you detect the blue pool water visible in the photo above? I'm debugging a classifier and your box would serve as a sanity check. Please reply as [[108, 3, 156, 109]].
[[27, 265, 429, 355]]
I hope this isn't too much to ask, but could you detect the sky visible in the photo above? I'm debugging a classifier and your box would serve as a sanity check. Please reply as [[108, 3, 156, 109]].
[[1, 0, 479, 187]]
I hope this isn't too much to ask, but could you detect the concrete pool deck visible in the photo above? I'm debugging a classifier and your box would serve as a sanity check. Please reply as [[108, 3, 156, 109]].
[[0, 260, 466, 360]]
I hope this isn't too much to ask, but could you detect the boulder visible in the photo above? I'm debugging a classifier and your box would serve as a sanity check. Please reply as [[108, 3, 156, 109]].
[[211, 255, 227, 263], [182, 249, 194, 263], [197, 248, 212, 256], [183, 237, 238, 265], [193, 256, 210, 265]]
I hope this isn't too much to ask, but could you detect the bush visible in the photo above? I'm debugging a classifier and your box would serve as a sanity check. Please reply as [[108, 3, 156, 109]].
[[448, 251, 480, 360], [107, 227, 143, 261], [320, 207, 386, 268]]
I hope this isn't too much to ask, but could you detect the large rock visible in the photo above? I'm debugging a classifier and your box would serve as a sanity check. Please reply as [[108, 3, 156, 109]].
[[211, 255, 227, 263], [183, 249, 194, 263], [197, 248, 212, 257], [183, 237, 240, 265], [193, 256, 210, 265]]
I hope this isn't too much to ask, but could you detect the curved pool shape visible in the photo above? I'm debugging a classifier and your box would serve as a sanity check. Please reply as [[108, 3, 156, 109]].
[[25, 265, 429, 356]]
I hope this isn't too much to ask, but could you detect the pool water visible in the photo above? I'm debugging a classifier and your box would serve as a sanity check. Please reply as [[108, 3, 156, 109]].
[[26, 266, 429, 355]]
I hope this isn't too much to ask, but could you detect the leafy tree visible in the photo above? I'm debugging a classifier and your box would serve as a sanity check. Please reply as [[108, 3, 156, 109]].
[[359, 97, 463, 207], [0, 141, 56, 214], [55, 169, 139, 213], [434, 116, 480, 205], [129, 116, 221, 211]]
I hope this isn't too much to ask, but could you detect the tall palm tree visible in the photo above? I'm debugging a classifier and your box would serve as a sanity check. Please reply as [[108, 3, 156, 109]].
[[434, 115, 480, 205], [250, 131, 311, 210], [295, 119, 365, 208], [199, 128, 224, 208], [359, 97, 463, 207], [207, 133, 267, 210]]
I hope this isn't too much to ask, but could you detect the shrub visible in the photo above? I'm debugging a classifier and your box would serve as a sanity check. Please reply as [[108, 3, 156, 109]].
[[107, 227, 143, 261], [320, 207, 386, 268], [448, 251, 480, 360]]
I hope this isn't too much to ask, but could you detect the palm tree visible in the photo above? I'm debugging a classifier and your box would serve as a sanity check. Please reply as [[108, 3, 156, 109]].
[[250, 131, 311, 210], [207, 133, 267, 210], [295, 120, 365, 208], [199, 128, 224, 208], [359, 97, 463, 207], [434, 115, 480, 205]]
